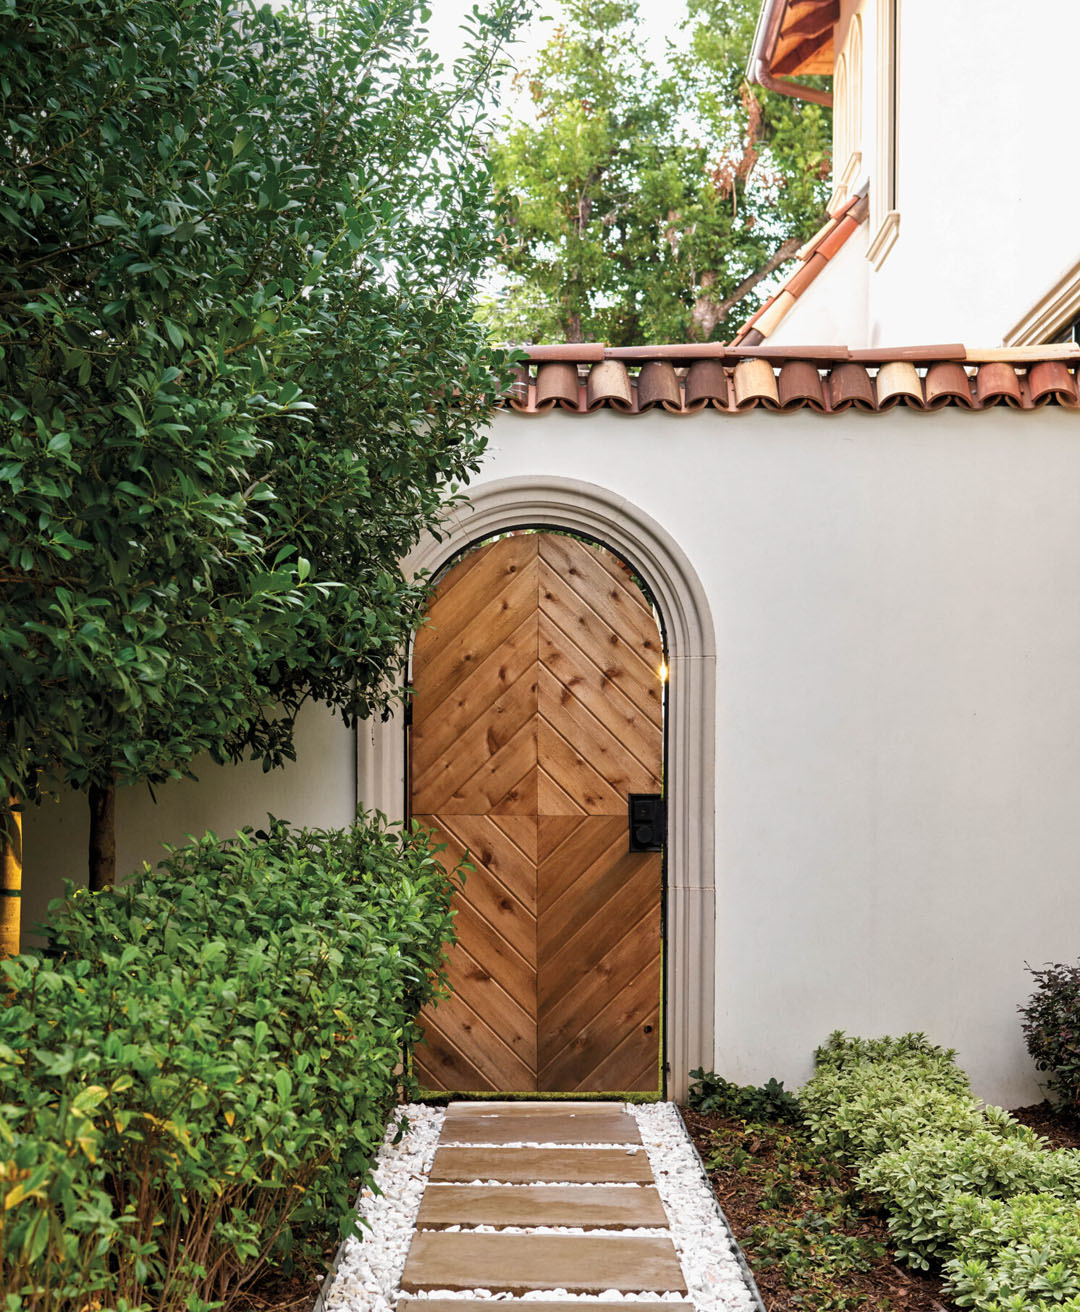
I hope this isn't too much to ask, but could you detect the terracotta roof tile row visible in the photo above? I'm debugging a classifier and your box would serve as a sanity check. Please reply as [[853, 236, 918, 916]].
[[730, 190, 869, 347], [501, 348, 1080, 417]]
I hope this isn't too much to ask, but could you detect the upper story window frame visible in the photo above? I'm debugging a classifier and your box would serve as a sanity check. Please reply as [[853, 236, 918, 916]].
[[830, 14, 864, 213], [866, 0, 900, 266]]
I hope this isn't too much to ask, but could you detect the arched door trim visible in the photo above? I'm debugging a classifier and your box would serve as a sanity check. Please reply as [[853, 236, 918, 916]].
[[357, 475, 716, 1099]]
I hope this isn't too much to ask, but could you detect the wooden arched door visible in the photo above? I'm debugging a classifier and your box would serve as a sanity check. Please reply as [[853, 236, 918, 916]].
[[409, 533, 665, 1093]]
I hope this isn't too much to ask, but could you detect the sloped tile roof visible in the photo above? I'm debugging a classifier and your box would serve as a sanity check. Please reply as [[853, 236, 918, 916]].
[[500, 345, 1080, 416], [730, 191, 869, 348]]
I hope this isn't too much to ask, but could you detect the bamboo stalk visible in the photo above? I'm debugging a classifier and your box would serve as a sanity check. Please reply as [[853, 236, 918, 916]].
[[1, 797, 22, 957]]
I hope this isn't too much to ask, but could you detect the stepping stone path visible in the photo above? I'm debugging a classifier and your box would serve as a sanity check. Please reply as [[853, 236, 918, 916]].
[[399, 1102, 685, 1303], [322, 1100, 762, 1312]]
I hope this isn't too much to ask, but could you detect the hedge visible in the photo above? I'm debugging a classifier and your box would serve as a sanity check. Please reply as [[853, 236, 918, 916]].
[[801, 1032, 1080, 1311], [0, 814, 462, 1312]]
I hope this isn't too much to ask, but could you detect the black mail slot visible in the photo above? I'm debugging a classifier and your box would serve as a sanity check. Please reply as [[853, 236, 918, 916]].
[[628, 793, 666, 852]]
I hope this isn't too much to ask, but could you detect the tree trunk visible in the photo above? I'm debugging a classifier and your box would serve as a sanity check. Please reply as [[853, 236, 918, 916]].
[[690, 232, 807, 340], [1, 796, 22, 957], [88, 778, 116, 892]]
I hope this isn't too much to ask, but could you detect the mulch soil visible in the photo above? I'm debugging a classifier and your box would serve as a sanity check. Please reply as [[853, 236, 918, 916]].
[[680, 1105, 955, 1312], [681, 1099, 1080, 1312], [242, 1099, 1080, 1312]]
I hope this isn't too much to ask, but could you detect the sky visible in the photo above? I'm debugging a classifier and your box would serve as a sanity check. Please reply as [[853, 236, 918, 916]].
[[423, 0, 688, 116]]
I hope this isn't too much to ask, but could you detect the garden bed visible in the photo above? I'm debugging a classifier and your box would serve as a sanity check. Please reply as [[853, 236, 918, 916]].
[[681, 1094, 1080, 1312]]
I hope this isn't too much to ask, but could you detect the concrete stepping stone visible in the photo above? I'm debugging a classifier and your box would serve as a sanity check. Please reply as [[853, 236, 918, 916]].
[[440, 1103, 640, 1145], [399, 1232, 688, 1295], [398, 1301, 685, 1312], [416, 1182, 668, 1229], [429, 1145, 653, 1184]]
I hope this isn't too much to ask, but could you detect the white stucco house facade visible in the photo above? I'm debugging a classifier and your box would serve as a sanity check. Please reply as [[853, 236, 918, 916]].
[[23, 0, 1080, 1106]]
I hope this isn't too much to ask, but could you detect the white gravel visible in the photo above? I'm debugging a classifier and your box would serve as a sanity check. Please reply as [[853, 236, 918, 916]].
[[321, 1101, 763, 1312], [631, 1104, 761, 1312], [323, 1103, 445, 1312]]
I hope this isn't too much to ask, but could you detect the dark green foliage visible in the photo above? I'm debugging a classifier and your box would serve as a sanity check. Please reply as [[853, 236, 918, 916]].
[[0, 0, 525, 823], [1020, 960, 1080, 1114], [0, 812, 461, 1311], [688, 1067, 803, 1125], [483, 0, 831, 344]]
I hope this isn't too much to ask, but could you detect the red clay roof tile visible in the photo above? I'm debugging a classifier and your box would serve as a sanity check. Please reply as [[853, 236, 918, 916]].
[[499, 344, 1080, 418], [730, 191, 869, 347]]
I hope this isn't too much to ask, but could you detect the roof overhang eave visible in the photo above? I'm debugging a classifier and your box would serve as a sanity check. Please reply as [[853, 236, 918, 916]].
[[746, 0, 835, 108]]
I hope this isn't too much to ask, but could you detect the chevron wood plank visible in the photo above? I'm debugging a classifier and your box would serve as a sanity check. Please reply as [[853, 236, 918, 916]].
[[539, 668, 659, 798], [538, 559, 663, 716], [412, 613, 536, 755], [411, 667, 537, 814], [539, 905, 660, 1054], [428, 1145, 654, 1184], [419, 988, 535, 1091], [578, 1002, 662, 1094], [414, 1020, 496, 1093], [537, 717, 627, 814], [536, 814, 587, 863], [436, 813, 538, 917], [413, 536, 538, 675], [539, 828, 653, 959], [539, 614, 663, 764], [409, 533, 664, 1093], [537, 765, 585, 816], [540, 959, 661, 1093], [540, 856, 662, 1010], [412, 564, 539, 721], [489, 764, 539, 815], [400, 1233, 686, 1295], [539, 534, 655, 620], [536, 813, 625, 918], [415, 1183, 666, 1229]]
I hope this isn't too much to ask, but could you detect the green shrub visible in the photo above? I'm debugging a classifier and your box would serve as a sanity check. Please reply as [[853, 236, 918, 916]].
[[943, 1193, 1080, 1310], [801, 1030, 1080, 1307], [687, 1068, 803, 1125], [1020, 960, 1080, 1115], [858, 1129, 1080, 1267], [0, 813, 461, 1312]]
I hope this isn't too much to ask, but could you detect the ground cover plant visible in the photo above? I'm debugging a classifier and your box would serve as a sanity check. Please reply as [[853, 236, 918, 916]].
[[802, 1032, 1080, 1312], [0, 813, 462, 1312], [683, 1073, 951, 1312]]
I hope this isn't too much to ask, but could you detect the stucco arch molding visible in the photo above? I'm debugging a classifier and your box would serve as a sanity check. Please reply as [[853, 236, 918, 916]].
[[358, 475, 717, 1099]]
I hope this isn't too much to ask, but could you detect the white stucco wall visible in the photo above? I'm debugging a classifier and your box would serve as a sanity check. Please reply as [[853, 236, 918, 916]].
[[872, 0, 1080, 344], [21, 699, 355, 942], [20, 402, 1080, 1108], [798, 0, 1080, 347], [468, 405, 1080, 1107], [767, 227, 869, 348]]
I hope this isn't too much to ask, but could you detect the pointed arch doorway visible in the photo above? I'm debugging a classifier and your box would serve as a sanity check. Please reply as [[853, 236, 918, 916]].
[[409, 531, 666, 1093]]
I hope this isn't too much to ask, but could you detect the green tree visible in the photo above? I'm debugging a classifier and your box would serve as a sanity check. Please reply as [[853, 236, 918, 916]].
[[483, 0, 831, 344], [0, 0, 526, 899]]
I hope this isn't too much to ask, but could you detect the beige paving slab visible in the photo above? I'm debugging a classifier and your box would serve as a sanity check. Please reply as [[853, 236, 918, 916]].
[[429, 1145, 653, 1184], [400, 1232, 688, 1295], [439, 1104, 640, 1145], [398, 1301, 685, 1312], [443, 1100, 629, 1116], [416, 1183, 668, 1229]]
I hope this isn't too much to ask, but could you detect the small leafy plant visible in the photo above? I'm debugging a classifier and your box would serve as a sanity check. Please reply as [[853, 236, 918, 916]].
[[688, 1067, 803, 1125], [1020, 959, 1080, 1114]]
